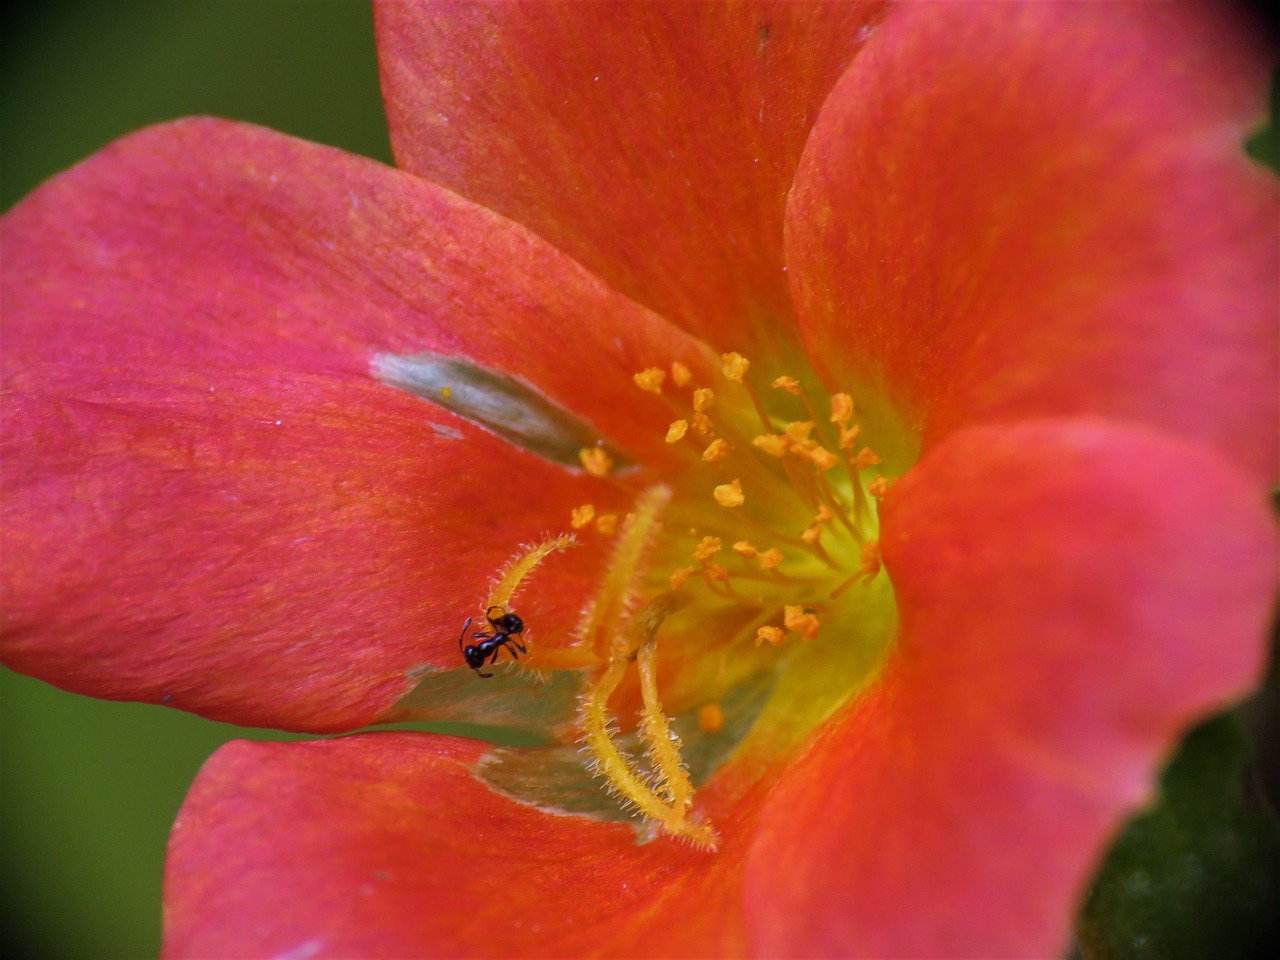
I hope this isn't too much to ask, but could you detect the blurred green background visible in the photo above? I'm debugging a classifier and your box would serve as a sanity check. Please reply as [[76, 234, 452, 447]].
[[2, 3, 1278, 959], [2, 2, 391, 956]]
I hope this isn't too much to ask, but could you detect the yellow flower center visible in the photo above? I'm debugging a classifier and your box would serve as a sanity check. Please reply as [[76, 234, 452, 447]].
[[496, 352, 901, 848]]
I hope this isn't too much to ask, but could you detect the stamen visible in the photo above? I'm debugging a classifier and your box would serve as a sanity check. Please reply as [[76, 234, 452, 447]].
[[697, 702, 725, 733], [755, 625, 785, 646], [713, 479, 745, 507], [595, 513, 619, 536], [701, 438, 731, 463], [579, 445, 613, 477], [751, 433, 788, 457], [783, 605, 821, 640], [570, 504, 595, 529], [720, 352, 750, 382], [692, 388, 716, 413], [771, 375, 802, 395], [867, 476, 893, 499], [633, 368, 666, 393], [666, 419, 689, 443], [732, 540, 758, 559], [670, 361, 693, 387], [692, 536, 722, 563], [830, 392, 854, 425]]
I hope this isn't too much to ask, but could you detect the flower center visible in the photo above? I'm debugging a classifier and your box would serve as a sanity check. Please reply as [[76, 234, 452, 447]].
[[541, 353, 900, 847]]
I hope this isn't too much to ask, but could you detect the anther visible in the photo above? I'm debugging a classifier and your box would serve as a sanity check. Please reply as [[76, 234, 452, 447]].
[[755, 626, 785, 646], [721, 352, 751, 382], [571, 504, 596, 529], [634, 368, 666, 393], [666, 419, 689, 443], [713, 478, 745, 507], [670, 361, 693, 387], [771, 375, 802, 395], [702, 438, 731, 463], [579, 445, 613, 477], [784, 605, 821, 640]]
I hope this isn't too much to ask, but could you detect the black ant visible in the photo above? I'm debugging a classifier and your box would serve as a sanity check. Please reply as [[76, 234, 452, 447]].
[[459, 605, 526, 678]]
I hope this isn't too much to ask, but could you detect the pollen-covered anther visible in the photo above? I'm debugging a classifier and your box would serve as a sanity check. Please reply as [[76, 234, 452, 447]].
[[721, 352, 751, 382], [697, 702, 725, 733], [670, 566, 694, 589], [692, 387, 716, 413], [692, 536, 722, 564], [771, 375, 802, 395], [633, 367, 666, 393], [691, 412, 715, 437], [670, 361, 693, 387], [784, 421, 815, 443], [859, 540, 883, 581], [751, 434, 788, 457], [850, 447, 882, 471], [867, 476, 893, 499], [713, 478, 745, 508], [579, 445, 613, 477], [701, 561, 729, 584], [800, 523, 823, 546], [702, 438, 731, 463], [783, 605, 821, 640], [732, 540, 758, 559], [755, 625, 786, 646], [757, 547, 784, 570], [796, 442, 840, 472], [595, 513, 619, 536], [570, 504, 596, 529], [830, 392, 854, 425], [666, 419, 689, 443], [838, 425, 862, 450]]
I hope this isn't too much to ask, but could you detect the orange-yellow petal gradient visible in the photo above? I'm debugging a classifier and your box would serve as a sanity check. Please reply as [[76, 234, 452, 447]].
[[375, 0, 885, 350], [787, 1, 1278, 483], [745, 419, 1277, 957]]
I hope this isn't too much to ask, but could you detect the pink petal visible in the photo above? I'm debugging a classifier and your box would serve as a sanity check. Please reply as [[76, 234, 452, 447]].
[[787, 1, 1278, 482], [744, 418, 1277, 956], [375, 0, 885, 349], [2, 118, 708, 731]]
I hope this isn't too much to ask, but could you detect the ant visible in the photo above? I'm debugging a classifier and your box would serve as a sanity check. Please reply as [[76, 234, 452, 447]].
[[459, 605, 526, 678]]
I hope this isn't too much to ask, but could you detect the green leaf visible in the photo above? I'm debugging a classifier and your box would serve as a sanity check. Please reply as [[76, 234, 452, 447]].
[[1075, 713, 1280, 960]]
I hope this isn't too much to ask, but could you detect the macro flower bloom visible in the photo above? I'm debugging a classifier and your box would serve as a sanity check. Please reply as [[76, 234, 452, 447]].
[[2, 1, 1277, 956]]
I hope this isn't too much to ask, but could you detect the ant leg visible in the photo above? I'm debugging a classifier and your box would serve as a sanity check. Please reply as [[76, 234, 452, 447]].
[[510, 638, 527, 656]]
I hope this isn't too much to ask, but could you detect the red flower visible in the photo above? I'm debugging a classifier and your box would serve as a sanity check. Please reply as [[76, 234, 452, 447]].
[[2, 2, 1276, 956]]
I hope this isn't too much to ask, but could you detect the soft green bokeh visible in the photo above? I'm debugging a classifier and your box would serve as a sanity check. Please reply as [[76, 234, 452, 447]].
[[2, 2, 390, 956]]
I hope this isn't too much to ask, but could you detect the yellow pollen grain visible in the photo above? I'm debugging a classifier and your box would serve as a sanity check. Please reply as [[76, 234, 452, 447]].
[[692, 387, 716, 413], [830, 392, 854, 425], [666, 419, 689, 443], [784, 420, 815, 443], [838, 424, 862, 450], [851, 447, 883, 471], [757, 547, 784, 570], [692, 535, 722, 563], [771, 375, 802, 395], [867, 476, 893, 499], [701, 438, 731, 463], [440, 386, 452, 400], [698, 702, 725, 733], [669, 566, 694, 589], [784, 605, 821, 640], [732, 540, 758, 558], [670, 361, 693, 387], [570, 504, 596, 529], [633, 367, 666, 393], [859, 540, 883, 580], [701, 561, 729, 583], [713, 478, 745, 508], [595, 513, 619, 535], [755, 625, 786, 646], [800, 443, 840, 472], [721, 352, 750, 382], [579, 446, 613, 477], [752, 434, 788, 457]]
